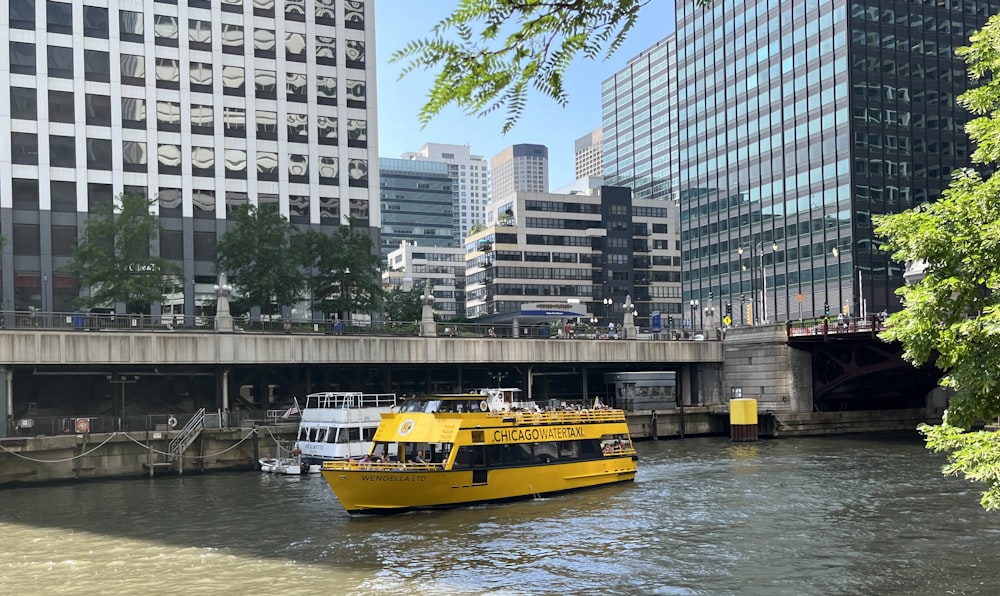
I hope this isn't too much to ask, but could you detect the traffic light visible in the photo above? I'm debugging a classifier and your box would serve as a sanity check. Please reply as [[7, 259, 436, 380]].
[[740, 294, 746, 306], [709, 291, 714, 301], [667, 315, 674, 326], [824, 302, 830, 315], [726, 302, 732, 317]]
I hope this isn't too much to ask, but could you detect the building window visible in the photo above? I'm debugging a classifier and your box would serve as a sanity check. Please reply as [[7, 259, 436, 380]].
[[253, 0, 275, 16], [85, 94, 111, 126], [50, 136, 76, 167], [192, 147, 215, 176], [255, 69, 276, 99], [158, 188, 182, 218], [10, 0, 35, 30], [50, 180, 77, 213], [256, 110, 277, 140], [154, 14, 178, 46], [191, 104, 213, 134], [83, 6, 109, 39], [222, 24, 243, 54], [158, 144, 182, 175], [222, 65, 245, 95], [320, 195, 339, 224], [156, 101, 181, 132], [10, 87, 37, 120], [285, 32, 306, 62], [155, 58, 180, 88], [348, 159, 368, 187], [288, 155, 309, 183], [12, 179, 40, 210], [221, 0, 242, 14], [285, 0, 305, 20], [319, 156, 339, 185], [318, 116, 338, 145], [121, 97, 146, 129], [86, 138, 113, 170], [347, 119, 367, 148], [344, 1, 365, 29], [254, 28, 276, 58], [11, 133, 38, 165], [9, 42, 36, 75], [48, 45, 74, 78], [316, 0, 335, 24], [317, 76, 337, 105], [122, 141, 147, 172], [287, 72, 307, 102], [47, 1, 73, 34], [224, 107, 246, 137], [192, 191, 216, 221], [317, 36, 336, 66], [257, 152, 278, 180], [289, 195, 309, 223], [346, 80, 366, 109], [345, 40, 365, 69], [119, 10, 144, 41], [84, 50, 110, 82], [121, 53, 145, 84], [190, 62, 213, 92], [225, 192, 249, 218], [48, 90, 74, 123], [225, 149, 247, 179], [287, 113, 308, 141], [189, 19, 211, 50]]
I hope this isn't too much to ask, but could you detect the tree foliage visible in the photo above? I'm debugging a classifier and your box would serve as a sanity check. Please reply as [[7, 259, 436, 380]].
[[393, 0, 707, 133], [215, 204, 305, 313], [875, 14, 1000, 509], [384, 287, 424, 323], [65, 193, 182, 311], [297, 226, 385, 318]]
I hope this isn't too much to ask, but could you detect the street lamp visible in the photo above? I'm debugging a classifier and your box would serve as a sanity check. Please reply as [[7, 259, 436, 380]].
[[602, 297, 613, 326], [760, 242, 778, 323], [689, 299, 699, 332], [590, 315, 598, 340]]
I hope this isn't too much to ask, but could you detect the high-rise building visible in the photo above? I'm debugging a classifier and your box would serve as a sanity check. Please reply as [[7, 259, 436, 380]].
[[1, 0, 379, 315], [401, 143, 490, 244], [378, 158, 455, 261], [383, 240, 465, 320], [601, 36, 678, 203], [574, 128, 604, 180], [490, 143, 549, 203], [674, 1, 999, 324]]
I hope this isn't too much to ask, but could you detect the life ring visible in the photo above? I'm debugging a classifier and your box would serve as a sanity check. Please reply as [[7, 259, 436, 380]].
[[75, 418, 90, 433], [480, 400, 488, 412], [167, 416, 178, 429]]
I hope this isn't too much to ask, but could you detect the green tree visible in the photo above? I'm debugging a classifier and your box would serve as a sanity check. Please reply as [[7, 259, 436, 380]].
[[384, 287, 424, 323], [215, 204, 304, 314], [393, 0, 708, 132], [65, 193, 182, 312], [875, 14, 1000, 510], [297, 226, 384, 319]]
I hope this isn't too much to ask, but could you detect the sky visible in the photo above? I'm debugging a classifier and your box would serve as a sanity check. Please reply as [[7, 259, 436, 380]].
[[374, 0, 677, 189]]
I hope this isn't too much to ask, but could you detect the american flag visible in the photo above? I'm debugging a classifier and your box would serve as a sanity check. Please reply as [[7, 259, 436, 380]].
[[281, 398, 300, 418]]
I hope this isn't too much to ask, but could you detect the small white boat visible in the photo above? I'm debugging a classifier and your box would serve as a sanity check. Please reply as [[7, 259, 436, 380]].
[[293, 391, 398, 468], [259, 455, 309, 475]]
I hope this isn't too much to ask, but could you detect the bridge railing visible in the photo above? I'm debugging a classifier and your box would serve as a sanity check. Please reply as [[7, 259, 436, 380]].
[[787, 315, 888, 338]]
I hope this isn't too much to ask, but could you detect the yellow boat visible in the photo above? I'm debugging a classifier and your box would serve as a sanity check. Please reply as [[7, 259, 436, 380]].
[[320, 388, 638, 514]]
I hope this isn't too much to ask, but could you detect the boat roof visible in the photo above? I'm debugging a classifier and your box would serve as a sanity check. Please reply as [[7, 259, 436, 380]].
[[407, 388, 521, 402]]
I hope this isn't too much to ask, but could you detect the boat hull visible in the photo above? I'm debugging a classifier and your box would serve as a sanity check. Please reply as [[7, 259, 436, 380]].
[[321, 455, 637, 514]]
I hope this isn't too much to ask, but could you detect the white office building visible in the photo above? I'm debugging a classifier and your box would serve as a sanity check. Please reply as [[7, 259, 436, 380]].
[[1, 0, 379, 315]]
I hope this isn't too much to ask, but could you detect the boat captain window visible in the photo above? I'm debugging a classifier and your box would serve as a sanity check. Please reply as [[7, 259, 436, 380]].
[[400, 399, 442, 413]]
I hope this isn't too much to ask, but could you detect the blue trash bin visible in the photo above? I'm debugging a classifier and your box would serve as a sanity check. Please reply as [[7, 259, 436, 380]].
[[72, 312, 85, 331]]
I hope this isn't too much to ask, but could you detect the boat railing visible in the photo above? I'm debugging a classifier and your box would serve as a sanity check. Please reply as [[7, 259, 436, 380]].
[[488, 408, 627, 425], [305, 392, 398, 410], [322, 460, 445, 472]]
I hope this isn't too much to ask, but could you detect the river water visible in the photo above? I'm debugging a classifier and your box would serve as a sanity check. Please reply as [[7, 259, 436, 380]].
[[1, 432, 997, 596]]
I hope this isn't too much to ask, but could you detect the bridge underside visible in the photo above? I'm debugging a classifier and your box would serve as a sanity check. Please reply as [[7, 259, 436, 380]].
[[11, 360, 683, 421], [790, 335, 942, 411]]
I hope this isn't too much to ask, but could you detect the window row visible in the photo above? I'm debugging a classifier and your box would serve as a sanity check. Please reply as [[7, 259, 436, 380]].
[[9, 0, 366, 35], [9, 89, 367, 148], [9, 133, 368, 186]]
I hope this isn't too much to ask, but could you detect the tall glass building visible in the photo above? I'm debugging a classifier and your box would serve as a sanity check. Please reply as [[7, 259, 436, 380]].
[[674, 0, 998, 324], [378, 157, 455, 261]]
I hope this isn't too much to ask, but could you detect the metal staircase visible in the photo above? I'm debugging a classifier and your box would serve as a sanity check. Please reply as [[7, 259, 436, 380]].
[[167, 408, 205, 473]]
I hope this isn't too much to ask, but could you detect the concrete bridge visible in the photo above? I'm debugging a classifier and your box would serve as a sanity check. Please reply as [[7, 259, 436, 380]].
[[0, 324, 944, 439]]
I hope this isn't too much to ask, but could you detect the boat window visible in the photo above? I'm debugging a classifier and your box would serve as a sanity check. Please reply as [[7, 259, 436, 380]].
[[326, 429, 338, 444], [337, 427, 361, 443], [534, 442, 559, 463], [362, 427, 377, 441]]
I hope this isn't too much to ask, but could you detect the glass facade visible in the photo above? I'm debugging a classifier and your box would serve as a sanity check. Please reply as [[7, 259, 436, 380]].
[[378, 158, 456, 261], [671, 0, 997, 323]]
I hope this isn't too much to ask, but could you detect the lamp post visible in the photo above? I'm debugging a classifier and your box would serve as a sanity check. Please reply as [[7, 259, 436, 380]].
[[419, 280, 436, 337], [689, 299, 699, 333], [738, 245, 756, 324], [603, 297, 613, 327], [759, 242, 778, 323], [590, 315, 598, 340], [214, 272, 233, 332]]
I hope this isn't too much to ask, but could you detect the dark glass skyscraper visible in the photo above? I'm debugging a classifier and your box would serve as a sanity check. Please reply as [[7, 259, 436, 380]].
[[673, 0, 998, 323], [378, 158, 455, 261]]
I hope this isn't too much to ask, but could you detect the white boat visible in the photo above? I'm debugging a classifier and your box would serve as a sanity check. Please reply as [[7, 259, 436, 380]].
[[292, 391, 398, 471], [259, 455, 303, 475]]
